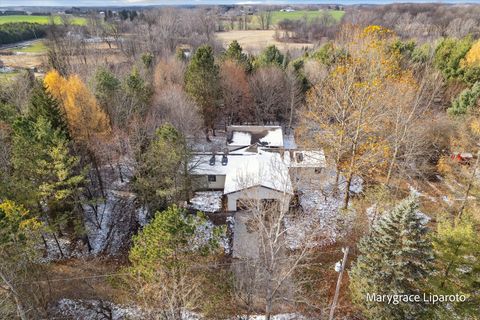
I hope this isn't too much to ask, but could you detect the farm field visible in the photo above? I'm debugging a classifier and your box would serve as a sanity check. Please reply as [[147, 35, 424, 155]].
[[270, 10, 345, 24], [0, 15, 86, 25], [216, 30, 314, 53], [10, 40, 47, 53], [228, 9, 345, 31]]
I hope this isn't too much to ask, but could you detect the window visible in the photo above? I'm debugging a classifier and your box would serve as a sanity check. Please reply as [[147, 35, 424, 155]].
[[296, 152, 304, 162], [208, 175, 217, 182]]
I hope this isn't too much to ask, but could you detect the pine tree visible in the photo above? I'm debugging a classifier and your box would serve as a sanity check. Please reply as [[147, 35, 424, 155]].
[[11, 115, 84, 237], [448, 82, 480, 116], [429, 216, 480, 319], [28, 81, 69, 137], [255, 45, 284, 68], [128, 205, 224, 319], [133, 124, 191, 214], [223, 40, 251, 72], [185, 45, 221, 133], [349, 195, 434, 320]]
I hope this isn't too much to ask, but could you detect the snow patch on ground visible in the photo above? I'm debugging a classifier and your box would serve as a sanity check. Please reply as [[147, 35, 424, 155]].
[[38, 235, 90, 263], [234, 314, 307, 320], [189, 191, 223, 213], [52, 299, 201, 320], [284, 169, 359, 250], [81, 159, 140, 256], [52, 299, 306, 320]]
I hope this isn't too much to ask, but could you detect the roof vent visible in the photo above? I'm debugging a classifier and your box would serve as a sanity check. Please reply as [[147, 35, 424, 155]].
[[222, 155, 228, 166], [209, 155, 216, 166]]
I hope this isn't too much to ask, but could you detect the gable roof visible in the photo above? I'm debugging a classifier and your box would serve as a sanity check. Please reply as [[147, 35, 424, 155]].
[[223, 150, 293, 195]]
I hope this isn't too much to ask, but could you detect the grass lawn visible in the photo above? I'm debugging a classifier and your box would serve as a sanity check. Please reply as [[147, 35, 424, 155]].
[[242, 10, 344, 30], [0, 15, 86, 25], [12, 40, 47, 53], [0, 71, 20, 84], [270, 10, 345, 25]]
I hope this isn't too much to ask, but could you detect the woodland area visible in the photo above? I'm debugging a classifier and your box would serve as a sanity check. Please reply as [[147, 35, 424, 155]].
[[0, 4, 479, 320]]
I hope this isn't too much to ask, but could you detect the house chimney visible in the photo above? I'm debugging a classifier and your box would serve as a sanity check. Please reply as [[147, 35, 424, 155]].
[[222, 148, 228, 166]]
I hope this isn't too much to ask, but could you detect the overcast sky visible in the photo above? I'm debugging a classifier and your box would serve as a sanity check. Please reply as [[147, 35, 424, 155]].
[[1, 0, 478, 7]]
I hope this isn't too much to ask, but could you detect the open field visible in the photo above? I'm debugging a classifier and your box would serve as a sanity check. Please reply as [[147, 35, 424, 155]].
[[0, 53, 44, 69], [216, 30, 314, 52], [9, 40, 47, 53], [270, 10, 345, 24], [0, 70, 20, 83], [0, 15, 86, 25], [237, 9, 345, 30]]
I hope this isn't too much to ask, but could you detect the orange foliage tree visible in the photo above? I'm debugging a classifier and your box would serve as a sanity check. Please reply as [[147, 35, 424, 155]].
[[44, 70, 111, 146]]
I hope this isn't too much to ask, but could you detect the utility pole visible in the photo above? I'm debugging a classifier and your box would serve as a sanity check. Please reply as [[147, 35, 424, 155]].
[[329, 247, 349, 320]]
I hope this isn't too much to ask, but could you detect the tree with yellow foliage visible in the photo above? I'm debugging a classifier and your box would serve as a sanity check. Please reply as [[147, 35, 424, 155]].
[[44, 70, 111, 146], [301, 26, 401, 208], [44, 70, 111, 195]]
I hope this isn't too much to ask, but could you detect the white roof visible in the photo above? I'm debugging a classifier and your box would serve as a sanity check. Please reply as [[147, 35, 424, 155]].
[[231, 132, 252, 146], [227, 126, 284, 148], [224, 151, 293, 195], [191, 151, 293, 195]]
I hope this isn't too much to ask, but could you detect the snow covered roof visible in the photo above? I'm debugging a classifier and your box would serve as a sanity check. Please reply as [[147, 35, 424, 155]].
[[224, 150, 293, 195], [285, 150, 326, 168], [227, 126, 284, 148], [190, 154, 255, 176]]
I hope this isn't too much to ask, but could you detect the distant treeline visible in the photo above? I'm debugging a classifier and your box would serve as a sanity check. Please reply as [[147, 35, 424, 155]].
[[0, 10, 28, 15], [0, 22, 47, 46]]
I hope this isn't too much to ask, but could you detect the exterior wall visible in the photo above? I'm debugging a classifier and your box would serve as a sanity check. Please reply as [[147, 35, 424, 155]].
[[192, 175, 226, 190], [226, 186, 292, 212]]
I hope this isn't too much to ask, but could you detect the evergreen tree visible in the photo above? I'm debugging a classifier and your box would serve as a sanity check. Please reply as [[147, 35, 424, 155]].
[[349, 195, 434, 320], [128, 205, 224, 319], [429, 216, 480, 319], [94, 67, 120, 105], [11, 115, 84, 236], [124, 67, 152, 117], [448, 82, 480, 116], [185, 45, 221, 133], [133, 124, 192, 214], [434, 36, 472, 80], [28, 81, 69, 137], [255, 45, 284, 68], [223, 40, 251, 72]]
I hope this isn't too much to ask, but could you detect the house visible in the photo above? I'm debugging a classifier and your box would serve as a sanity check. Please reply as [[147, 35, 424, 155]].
[[190, 126, 325, 213]]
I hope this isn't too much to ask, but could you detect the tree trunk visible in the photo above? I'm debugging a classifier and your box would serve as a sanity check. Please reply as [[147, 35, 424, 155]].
[[385, 145, 399, 187], [90, 151, 106, 198], [343, 173, 353, 210]]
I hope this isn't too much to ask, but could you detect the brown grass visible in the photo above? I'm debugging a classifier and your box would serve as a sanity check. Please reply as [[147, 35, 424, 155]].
[[216, 30, 314, 53]]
